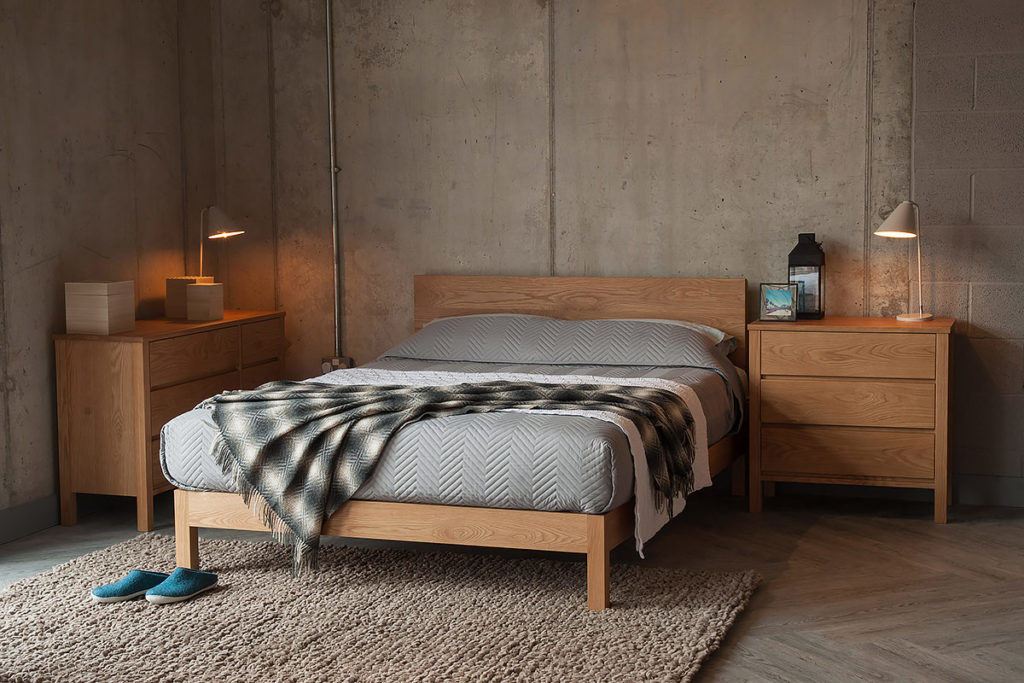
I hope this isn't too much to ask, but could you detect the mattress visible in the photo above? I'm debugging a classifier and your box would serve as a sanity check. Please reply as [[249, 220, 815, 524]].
[[161, 359, 740, 515]]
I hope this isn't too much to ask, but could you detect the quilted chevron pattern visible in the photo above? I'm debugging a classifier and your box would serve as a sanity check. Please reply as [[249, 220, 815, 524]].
[[162, 359, 739, 516], [163, 408, 630, 514]]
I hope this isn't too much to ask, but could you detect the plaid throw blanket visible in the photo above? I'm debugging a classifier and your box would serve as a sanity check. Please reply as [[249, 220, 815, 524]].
[[202, 380, 696, 573]]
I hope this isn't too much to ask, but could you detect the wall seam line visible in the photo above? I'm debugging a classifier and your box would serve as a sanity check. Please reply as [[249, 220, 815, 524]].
[[175, 0, 190, 276], [0, 199, 12, 506], [547, 0, 556, 276], [265, 4, 280, 310], [862, 0, 875, 314]]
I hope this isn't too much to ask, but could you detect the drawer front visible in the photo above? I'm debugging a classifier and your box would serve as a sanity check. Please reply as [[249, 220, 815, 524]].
[[761, 331, 935, 379], [241, 317, 285, 366], [241, 359, 283, 389], [762, 426, 935, 480], [150, 370, 239, 435], [149, 327, 239, 388], [761, 378, 935, 428]]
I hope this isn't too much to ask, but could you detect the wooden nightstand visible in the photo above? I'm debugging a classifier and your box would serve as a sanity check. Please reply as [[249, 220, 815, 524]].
[[747, 317, 954, 522], [55, 310, 286, 531]]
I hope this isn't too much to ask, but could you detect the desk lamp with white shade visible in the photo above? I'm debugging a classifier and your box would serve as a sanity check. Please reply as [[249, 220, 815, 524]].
[[874, 200, 933, 322]]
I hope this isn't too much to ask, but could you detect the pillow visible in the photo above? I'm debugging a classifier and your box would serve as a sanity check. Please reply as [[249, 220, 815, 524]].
[[382, 314, 728, 368], [603, 318, 737, 355]]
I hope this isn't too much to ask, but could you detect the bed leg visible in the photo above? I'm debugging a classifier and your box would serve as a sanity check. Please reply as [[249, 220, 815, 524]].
[[174, 489, 200, 569], [586, 515, 610, 611]]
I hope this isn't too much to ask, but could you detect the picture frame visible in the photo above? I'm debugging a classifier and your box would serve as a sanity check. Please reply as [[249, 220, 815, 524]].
[[759, 282, 798, 321]]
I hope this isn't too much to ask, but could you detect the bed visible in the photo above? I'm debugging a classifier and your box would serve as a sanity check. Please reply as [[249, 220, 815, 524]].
[[170, 275, 748, 610]]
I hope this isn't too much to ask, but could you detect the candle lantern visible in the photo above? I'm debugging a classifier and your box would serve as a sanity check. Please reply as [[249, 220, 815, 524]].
[[788, 233, 825, 319]]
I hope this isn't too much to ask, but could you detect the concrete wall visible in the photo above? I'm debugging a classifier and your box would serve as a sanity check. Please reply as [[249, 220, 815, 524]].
[[213, 0, 913, 371], [913, 0, 1024, 504], [1, 0, 1019, 533], [0, 1, 214, 528]]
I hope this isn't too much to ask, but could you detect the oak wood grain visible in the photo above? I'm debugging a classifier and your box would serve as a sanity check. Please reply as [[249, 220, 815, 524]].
[[54, 309, 283, 343], [414, 275, 748, 368], [761, 331, 936, 379], [240, 359, 283, 390], [761, 425, 935, 480], [55, 339, 142, 499], [748, 329, 764, 514], [174, 489, 199, 569], [56, 311, 286, 532], [748, 316, 955, 334], [149, 371, 240, 436], [241, 317, 285, 366], [148, 327, 239, 388], [761, 377, 935, 429], [935, 333, 951, 523], [180, 490, 640, 609]]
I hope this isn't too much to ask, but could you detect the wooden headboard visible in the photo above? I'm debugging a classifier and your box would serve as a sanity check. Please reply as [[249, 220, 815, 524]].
[[414, 276, 748, 369]]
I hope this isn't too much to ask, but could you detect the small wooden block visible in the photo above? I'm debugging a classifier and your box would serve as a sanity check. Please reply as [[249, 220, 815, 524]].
[[64, 280, 135, 335], [186, 283, 224, 322], [166, 276, 214, 318]]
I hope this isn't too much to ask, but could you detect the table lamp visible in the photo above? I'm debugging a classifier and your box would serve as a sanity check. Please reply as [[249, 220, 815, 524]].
[[165, 206, 245, 321], [874, 200, 932, 322]]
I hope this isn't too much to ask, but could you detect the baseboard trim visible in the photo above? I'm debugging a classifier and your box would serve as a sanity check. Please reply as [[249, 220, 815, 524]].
[[0, 494, 58, 545], [955, 475, 1024, 508]]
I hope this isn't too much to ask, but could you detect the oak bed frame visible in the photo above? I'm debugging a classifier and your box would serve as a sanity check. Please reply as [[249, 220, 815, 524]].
[[175, 275, 748, 610]]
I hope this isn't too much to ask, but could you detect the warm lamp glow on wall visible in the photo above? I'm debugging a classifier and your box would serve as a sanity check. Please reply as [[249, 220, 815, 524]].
[[199, 205, 245, 276], [165, 206, 245, 321], [874, 200, 933, 322]]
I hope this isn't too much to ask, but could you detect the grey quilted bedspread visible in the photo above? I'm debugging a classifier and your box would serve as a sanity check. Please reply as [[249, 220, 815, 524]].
[[161, 359, 737, 515]]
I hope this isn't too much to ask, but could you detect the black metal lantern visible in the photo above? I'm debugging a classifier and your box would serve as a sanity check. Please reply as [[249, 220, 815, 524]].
[[788, 233, 825, 319]]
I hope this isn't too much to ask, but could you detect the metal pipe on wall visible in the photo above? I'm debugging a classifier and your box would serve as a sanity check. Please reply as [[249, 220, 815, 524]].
[[323, 0, 348, 370]]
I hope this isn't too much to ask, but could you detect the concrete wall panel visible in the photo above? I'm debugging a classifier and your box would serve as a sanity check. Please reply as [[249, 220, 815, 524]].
[[0, 0, 188, 512], [553, 0, 872, 319], [335, 0, 550, 363], [211, 0, 276, 310], [271, 0, 335, 379], [180, 0, 218, 278]]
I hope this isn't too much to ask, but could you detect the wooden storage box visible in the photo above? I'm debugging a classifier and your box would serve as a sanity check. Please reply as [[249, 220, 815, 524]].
[[165, 276, 214, 318], [186, 282, 224, 321], [64, 281, 135, 335]]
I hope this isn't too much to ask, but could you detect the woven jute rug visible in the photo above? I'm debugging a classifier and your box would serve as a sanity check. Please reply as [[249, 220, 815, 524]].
[[0, 534, 758, 682]]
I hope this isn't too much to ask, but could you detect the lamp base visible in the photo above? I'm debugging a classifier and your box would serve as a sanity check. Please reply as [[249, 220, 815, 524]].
[[896, 312, 933, 322]]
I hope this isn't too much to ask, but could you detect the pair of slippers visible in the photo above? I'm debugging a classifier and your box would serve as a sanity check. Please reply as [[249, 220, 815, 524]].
[[90, 568, 218, 605]]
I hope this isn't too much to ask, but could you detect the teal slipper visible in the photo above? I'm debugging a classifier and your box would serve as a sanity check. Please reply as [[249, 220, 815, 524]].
[[145, 567, 218, 605], [90, 570, 170, 604]]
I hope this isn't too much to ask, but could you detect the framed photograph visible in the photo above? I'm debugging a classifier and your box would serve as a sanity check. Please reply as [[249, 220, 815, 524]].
[[759, 283, 798, 321]]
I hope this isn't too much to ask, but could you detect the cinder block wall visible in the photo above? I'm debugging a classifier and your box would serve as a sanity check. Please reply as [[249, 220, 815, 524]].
[[914, 0, 1024, 504]]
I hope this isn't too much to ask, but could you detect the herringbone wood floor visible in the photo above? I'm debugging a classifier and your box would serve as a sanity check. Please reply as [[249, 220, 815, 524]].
[[638, 490, 1024, 682]]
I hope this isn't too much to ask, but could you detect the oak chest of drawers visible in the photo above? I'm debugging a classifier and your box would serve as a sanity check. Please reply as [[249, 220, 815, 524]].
[[747, 317, 954, 522], [55, 310, 286, 531]]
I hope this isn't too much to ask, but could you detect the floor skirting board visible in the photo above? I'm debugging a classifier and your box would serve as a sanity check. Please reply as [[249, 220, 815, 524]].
[[956, 475, 1024, 508], [0, 494, 58, 545]]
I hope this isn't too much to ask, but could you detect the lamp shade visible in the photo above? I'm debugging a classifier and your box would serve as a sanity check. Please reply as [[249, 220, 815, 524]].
[[874, 200, 919, 239], [200, 205, 245, 277], [205, 206, 245, 240]]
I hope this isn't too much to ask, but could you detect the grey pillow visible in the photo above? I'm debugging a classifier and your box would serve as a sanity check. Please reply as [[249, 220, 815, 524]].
[[380, 315, 725, 367]]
